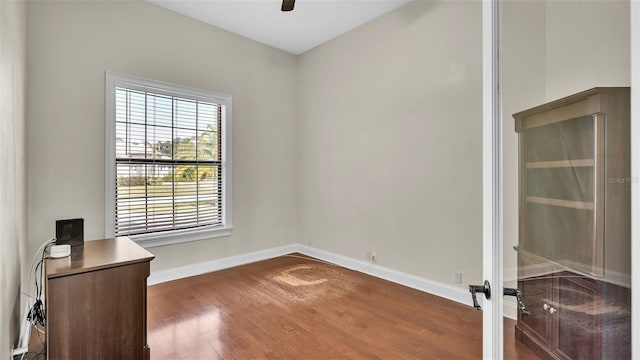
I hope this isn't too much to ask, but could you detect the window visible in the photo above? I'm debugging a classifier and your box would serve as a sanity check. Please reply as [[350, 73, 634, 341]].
[[105, 73, 232, 247]]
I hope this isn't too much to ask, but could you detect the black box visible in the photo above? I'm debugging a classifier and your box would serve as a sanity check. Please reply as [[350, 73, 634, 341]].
[[55, 218, 84, 246]]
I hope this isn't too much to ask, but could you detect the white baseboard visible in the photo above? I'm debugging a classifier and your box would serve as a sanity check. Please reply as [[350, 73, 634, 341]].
[[148, 243, 477, 309], [557, 259, 631, 288], [147, 243, 299, 285], [295, 244, 475, 308], [503, 301, 517, 320]]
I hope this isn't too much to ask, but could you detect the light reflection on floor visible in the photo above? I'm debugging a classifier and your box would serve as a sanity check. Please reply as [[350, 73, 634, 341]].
[[149, 307, 225, 359]]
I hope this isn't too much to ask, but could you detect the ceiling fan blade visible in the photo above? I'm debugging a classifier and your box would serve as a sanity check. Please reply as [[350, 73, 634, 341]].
[[281, 0, 295, 12]]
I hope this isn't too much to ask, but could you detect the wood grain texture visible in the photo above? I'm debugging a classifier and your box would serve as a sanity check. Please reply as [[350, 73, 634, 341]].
[[46, 237, 154, 360], [513, 88, 604, 131], [148, 254, 540, 360], [516, 271, 630, 360], [46, 236, 154, 279]]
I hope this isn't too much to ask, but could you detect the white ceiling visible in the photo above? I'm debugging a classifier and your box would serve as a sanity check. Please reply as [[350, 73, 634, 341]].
[[147, 0, 411, 55]]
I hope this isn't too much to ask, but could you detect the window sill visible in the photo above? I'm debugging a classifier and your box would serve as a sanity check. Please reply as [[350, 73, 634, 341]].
[[130, 226, 233, 248]]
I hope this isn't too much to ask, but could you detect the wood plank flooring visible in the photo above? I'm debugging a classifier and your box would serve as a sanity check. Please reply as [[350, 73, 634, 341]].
[[147, 254, 540, 359]]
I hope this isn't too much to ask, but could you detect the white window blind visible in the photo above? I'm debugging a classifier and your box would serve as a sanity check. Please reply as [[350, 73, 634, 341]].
[[106, 73, 232, 245]]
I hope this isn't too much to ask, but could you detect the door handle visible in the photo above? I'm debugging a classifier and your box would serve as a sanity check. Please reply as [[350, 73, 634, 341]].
[[503, 287, 530, 316], [468, 282, 530, 316], [469, 280, 491, 310]]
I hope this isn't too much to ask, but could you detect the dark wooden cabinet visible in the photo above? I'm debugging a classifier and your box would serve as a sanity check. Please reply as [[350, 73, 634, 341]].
[[518, 260, 553, 351], [514, 88, 631, 360], [556, 275, 601, 360], [517, 268, 630, 360], [45, 237, 154, 359]]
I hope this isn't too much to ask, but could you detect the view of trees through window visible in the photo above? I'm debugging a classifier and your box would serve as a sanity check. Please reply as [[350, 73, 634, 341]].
[[114, 87, 224, 235]]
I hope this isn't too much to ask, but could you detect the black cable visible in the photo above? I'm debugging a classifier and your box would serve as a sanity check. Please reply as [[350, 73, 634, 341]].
[[27, 242, 53, 328], [26, 299, 46, 327]]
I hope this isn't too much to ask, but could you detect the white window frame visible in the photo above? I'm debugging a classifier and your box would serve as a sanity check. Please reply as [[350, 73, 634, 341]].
[[105, 72, 233, 248]]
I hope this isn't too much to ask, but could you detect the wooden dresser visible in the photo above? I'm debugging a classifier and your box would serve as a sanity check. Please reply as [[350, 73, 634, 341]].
[[45, 237, 154, 359]]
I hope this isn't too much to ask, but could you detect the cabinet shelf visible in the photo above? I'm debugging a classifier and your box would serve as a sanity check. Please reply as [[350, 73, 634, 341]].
[[515, 87, 630, 360], [527, 196, 594, 210], [526, 159, 594, 169]]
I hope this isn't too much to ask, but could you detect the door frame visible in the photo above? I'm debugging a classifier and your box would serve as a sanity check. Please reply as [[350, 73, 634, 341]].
[[482, 0, 640, 358], [481, 0, 502, 358]]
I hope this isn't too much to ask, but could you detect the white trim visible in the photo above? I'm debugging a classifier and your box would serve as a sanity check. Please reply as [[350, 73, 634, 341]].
[[104, 72, 232, 247], [148, 244, 299, 285], [556, 259, 631, 289], [106, 71, 231, 104], [503, 302, 517, 321], [297, 245, 473, 307], [518, 262, 557, 280], [134, 226, 233, 248], [631, 0, 640, 357], [222, 90, 233, 231], [105, 73, 116, 237], [147, 243, 475, 308], [483, 0, 502, 358], [516, 259, 631, 291], [518, 247, 632, 288]]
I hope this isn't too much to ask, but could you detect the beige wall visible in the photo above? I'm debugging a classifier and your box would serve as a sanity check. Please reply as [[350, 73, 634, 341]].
[[502, 0, 547, 318], [545, 0, 630, 101], [26, 1, 299, 272], [544, 0, 631, 277], [298, 0, 484, 288], [0, 0, 27, 356]]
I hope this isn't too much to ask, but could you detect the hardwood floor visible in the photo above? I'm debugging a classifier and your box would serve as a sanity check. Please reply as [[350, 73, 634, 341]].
[[147, 254, 540, 359]]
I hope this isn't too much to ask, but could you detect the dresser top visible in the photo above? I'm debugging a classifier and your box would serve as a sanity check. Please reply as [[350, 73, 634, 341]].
[[46, 237, 154, 279]]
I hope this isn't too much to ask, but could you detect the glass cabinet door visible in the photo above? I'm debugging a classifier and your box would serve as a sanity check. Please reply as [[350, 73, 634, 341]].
[[510, 89, 631, 360], [520, 114, 603, 276]]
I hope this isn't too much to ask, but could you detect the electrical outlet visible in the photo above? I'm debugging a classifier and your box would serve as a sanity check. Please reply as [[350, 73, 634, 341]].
[[454, 272, 463, 284], [367, 250, 377, 263]]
